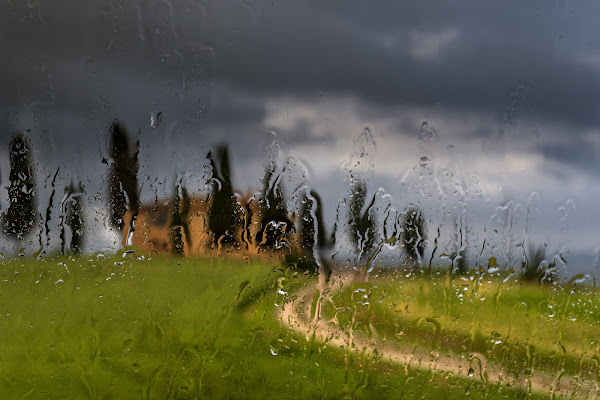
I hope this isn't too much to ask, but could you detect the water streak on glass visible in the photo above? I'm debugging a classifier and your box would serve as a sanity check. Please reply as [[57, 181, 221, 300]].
[[2, 1, 600, 398]]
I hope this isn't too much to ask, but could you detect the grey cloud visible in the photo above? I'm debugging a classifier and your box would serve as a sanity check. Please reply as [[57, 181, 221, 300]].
[[206, 1, 600, 129], [540, 138, 600, 176], [4, 0, 600, 263], [4, 0, 600, 136], [273, 119, 336, 147], [4, 0, 600, 180]]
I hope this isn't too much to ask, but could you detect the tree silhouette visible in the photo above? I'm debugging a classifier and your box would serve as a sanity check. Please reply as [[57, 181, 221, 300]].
[[207, 145, 238, 247], [39, 168, 60, 257], [62, 181, 85, 255], [454, 215, 467, 274], [310, 190, 326, 250], [240, 196, 255, 251], [522, 241, 557, 283], [2, 132, 37, 240], [106, 120, 139, 233], [402, 208, 426, 269], [347, 179, 377, 263], [168, 178, 191, 256], [297, 189, 326, 272], [256, 160, 291, 249]]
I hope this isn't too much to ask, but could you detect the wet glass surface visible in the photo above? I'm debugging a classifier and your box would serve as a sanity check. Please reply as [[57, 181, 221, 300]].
[[2, 1, 600, 398]]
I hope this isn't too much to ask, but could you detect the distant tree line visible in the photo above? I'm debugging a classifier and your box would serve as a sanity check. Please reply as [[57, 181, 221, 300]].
[[0, 123, 556, 283], [0, 126, 437, 274], [1, 131, 84, 256]]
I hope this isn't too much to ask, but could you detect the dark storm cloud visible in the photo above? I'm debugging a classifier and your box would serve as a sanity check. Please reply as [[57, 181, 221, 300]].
[[204, 85, 267, 127], [3, 0, 600, 173], [540, 138, 600, 176], [211, 1, 600, 130], [4, 1, 600, 120]]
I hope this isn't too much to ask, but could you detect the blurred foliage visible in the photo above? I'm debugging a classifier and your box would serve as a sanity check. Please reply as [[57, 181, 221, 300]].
[[168, 179, 191, 256], [402, 208, 427, 269], [522, 242, 558, 283], [207, 145, 239, 249], [63, 181, 85, 255], [256, 154, 291, 250], [347, 179, 377, 264], [106, 121, 140, 232], [2, 132, 37, 240]]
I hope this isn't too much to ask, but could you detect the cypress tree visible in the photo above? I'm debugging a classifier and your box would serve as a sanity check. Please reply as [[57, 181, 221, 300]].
[[347, 179, 377, 262], [2, 132, 37, 240], [168, 179, 191, 255], [106, 120, 139, 232], [207, 145, 237, 247], [256, 163, 291, 249], [297, 189, 326, 273], [62, 181, 84, 255], [402, 208, 426, 269]]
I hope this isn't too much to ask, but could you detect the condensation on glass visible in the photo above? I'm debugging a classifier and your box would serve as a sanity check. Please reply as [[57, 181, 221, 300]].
[[1, 1, 599, 398]]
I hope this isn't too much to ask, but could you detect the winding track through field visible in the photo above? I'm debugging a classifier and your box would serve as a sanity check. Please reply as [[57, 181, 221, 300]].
[[277, 273, 597, 399]]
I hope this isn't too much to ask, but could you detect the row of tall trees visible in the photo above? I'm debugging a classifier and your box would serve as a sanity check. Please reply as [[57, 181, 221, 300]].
[[0, 126, 429, 271], [2, 132, 36, 240], [101, 126, 560, 282], [1, 132, 83, 254], [0, 121, 137, 254], [1, 124, 557, 281]]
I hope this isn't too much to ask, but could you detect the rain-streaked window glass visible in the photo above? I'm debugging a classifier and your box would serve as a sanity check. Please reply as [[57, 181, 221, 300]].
[[2, 1, 600, 398]]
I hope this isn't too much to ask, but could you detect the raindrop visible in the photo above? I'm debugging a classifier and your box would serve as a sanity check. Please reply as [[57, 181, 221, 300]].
[[419, 156, 429, 167], [419, 121, 438, 142], [150, 111, 162, 128]]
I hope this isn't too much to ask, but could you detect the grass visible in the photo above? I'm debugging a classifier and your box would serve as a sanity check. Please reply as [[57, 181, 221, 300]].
[[0, 254, 595, 399], [324, 268, 600, 396]]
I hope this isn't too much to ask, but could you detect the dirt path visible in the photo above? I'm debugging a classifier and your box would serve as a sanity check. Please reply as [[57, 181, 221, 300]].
[[278, 273, 597, 399]]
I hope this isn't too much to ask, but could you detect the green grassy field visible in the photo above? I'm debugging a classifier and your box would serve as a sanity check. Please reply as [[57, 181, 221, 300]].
[[322, 269, 600, 397], [0, 254, 596, 399]]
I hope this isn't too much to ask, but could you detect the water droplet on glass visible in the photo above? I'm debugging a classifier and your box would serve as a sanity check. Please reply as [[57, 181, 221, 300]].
[[150, 111, 162, 128], [419, 156, 429, 167], [419, 121, 437, 142]]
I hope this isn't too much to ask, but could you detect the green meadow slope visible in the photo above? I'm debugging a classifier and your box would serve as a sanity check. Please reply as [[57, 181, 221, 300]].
[[0, 255, 596, 399]]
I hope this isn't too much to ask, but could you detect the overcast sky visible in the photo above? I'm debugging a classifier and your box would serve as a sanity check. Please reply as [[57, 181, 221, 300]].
[[2, 0, 600, 273]]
